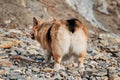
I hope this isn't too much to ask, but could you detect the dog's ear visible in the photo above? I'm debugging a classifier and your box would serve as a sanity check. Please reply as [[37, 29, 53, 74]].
[[52, 18, 56, 22], [33, 17, 38, 26]]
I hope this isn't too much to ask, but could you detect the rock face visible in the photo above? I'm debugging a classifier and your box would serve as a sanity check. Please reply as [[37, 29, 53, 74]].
[[65, 0, 107, 31], [66, 0, 120, 33], [0, 0, 120, 80]]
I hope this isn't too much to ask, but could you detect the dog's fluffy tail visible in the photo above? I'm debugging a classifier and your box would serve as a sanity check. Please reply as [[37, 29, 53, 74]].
[[67, 18, 80, 33]]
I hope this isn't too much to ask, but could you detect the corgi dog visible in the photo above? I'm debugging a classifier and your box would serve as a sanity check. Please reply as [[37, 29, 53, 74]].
[[32, 17, 88, 71]]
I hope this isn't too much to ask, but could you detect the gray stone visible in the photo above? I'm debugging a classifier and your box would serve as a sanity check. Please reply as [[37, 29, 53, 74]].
[[60, 71, 68, 77], [68, 76, 75, 80], [93, 69, 107, 76], [40, 72, 45, 77], [53, 72, 61, 80], [113, 52, 120, 57], [110, 74, 120, 80], [99, 33, 120, 44], [32, 67, 40, 72], [95, 0, 109, 14], [8, 50, 17, 55], [45, 73, 51, 78], [15, 48, 26, 55]]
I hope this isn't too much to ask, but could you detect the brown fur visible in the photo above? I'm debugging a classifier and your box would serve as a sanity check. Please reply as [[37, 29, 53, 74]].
[[32, 17, 88, 71]]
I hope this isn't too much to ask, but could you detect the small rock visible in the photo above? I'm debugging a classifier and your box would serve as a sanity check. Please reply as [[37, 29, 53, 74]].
[[39, 72, 45, 77], [108, 67, 116, 71], [15, 48, 25, 55], [82, 78, 88, 80], [0, 40, 21, 49], [9, 29, 22, 34], [67, 76, 75, 80], [41, 68, 54, 73], [13, 68, 23, 73], [98, 61, 110, 68], [9, 75, 18, 80], [4, 20, 11, 24], [0, 78, 5, 80], [0, 70, 8, 75], [104, 76, 109, 80], [27, 49, 38, 55], [93, 52, 104, 59], [0, 59, 12, 67], [21, 0, 26, 7], [53, 72, 61, 80], [113, 52, 120, 57], [71, 70, 79, 76], [26, 69, 32, 75], [88, 61, 98, 68], [96, 77, 102, 80], [93, 69, 107, 76], [89, 76, 96, 80], [110, 74, 120, 80], [8, 50, 17, 55], [59, 71, 68, 77], [99, 33, 120, 44], [37, 78, 45, 80], [95, 0, 109, 14], [45, 73, 51, 78], [32, 67, 40, 72]]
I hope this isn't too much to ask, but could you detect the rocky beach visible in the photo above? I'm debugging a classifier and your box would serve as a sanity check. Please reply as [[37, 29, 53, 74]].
[[0, 0, 120, 80]]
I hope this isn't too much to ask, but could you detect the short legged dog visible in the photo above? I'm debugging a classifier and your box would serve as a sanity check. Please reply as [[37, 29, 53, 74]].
[[32, 17, 88, 71]]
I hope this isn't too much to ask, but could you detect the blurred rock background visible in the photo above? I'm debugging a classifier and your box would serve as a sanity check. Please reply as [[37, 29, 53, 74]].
[[0, 0, 120, 80]]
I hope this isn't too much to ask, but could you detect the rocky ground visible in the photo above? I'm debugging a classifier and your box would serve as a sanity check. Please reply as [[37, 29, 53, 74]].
[[0, 0, 120, 80]]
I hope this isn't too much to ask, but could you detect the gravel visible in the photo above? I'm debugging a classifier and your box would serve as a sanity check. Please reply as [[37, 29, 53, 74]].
[[0, 28, 120, 79]]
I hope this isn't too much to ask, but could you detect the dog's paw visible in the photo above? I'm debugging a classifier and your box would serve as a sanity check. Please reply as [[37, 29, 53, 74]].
[[78, 64, 85, 76], [54, 63, 61, 71]]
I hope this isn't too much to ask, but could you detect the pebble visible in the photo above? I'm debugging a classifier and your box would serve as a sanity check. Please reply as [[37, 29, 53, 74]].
[[110, 74, 120, 80], [113, 52, 120, 57], [9, 74, 18, 80], [45, 73, 51, 78], [32, 67, 40, 72], [0, 70, 8, 75], [9, 29, 22, 34], [12, 68, 23, 73], [99, 33, 120, 44], [4, 20, 11, 24], [40, 72, 46, 77], [8, 50, 17, 55], [104, 76, 109, 80], [59, 71, 68, 77], [93, 69, 107, 76], [15, 48, 25, 55], [68, 76, 75, 80], [53, 72, 61, 79]]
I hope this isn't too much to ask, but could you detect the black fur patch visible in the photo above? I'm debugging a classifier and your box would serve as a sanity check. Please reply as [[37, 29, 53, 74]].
[[46, 24, 52, 43], [67, 18, 78, 33]]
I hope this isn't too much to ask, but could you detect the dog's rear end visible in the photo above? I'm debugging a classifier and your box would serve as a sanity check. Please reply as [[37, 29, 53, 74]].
[[32, 18, 88, 71], [50, 18, 88, 71]]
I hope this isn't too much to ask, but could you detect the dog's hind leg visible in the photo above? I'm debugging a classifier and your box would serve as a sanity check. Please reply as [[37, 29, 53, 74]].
[[78, 52, 86, 72], [52, 51, 62, 71]]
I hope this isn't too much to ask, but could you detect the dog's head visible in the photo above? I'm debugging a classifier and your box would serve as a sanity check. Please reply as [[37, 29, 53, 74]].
[[31, 17, 57, 40], [31, 17, 43, 40]]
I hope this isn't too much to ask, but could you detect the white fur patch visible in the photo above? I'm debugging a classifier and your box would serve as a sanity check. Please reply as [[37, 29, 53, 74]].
[[54, 26, 87, 57]]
